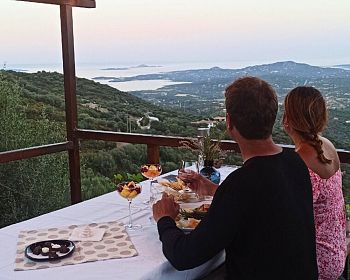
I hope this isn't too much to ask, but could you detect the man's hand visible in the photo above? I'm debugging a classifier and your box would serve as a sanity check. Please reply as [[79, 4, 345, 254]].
[[153, 193, 180, 222], [178, 170, 218, 196]]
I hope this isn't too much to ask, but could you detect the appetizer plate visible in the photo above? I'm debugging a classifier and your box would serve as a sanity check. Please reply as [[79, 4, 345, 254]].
[[25, 239, 75, 262]]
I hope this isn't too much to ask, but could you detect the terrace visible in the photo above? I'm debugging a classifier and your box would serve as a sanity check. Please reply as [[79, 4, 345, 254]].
[[1, 0, 350, 279]]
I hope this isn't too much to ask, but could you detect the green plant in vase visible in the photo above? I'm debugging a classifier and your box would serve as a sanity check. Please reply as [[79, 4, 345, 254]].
[[180, 131, 225, 184]]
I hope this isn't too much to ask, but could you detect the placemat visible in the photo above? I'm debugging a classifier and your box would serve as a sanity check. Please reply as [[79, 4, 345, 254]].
[[14, 221, 138, 271]]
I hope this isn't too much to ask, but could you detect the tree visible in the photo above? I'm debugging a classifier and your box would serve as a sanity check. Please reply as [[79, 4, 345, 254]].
[[0, 72, 69, 228]]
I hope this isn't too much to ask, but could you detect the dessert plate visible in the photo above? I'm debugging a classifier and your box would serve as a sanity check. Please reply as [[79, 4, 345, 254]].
[[25, 239, 75, 261]]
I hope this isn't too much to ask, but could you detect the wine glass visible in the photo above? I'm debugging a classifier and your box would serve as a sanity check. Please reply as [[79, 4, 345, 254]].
[[179, 160, 199, 187], [149, 180, 164, 224], [178, 160, 200, 201], [116, 181, 142, 230], [140, 164, 162, 204]]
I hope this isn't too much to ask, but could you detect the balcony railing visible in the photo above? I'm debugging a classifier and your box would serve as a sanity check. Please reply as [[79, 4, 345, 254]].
[[1, 129, 350, 203]]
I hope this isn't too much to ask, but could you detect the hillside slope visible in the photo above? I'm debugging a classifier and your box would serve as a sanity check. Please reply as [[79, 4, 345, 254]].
[[3, 70, 197, 137]]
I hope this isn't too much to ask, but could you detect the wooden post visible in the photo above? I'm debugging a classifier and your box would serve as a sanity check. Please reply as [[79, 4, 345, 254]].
[[16, 0, 96, 204], [147, 144, 160, 164], [60, 4, 81, 204]]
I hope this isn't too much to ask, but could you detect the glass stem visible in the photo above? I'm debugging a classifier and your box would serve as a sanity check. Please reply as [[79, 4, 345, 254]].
[[149, 180, 152, 202], [128, 200, 132, 228]]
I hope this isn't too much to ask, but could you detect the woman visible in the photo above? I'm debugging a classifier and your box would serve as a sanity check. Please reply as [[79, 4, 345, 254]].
[[283, 86, 346, 279]]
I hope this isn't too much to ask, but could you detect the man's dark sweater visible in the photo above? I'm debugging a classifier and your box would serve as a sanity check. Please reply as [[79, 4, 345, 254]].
[[157, 149, 318, 279]]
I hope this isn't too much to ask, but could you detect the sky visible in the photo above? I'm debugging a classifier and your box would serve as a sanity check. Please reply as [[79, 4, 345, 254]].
[[1, 0, 350, 66]]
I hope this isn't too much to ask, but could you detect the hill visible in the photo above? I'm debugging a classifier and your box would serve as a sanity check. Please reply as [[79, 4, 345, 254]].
[[2, 70, 198, 137], [94, 61, 350, 83], [104, 61, 350, 150]]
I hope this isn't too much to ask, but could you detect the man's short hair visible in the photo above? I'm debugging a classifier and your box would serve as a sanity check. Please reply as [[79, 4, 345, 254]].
[[225, 76, 278, 140]]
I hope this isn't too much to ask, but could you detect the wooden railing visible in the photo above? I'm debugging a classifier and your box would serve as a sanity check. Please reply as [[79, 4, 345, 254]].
[[1, 130, 350, 167], [2, 130, 350, 166], [1, 130, 350, 202]]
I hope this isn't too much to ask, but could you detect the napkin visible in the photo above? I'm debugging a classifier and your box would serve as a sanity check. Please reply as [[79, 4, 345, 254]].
[[69, 226, 106, 242]]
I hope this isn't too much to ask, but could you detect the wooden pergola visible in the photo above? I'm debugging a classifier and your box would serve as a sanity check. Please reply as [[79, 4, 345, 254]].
[[1, 0, 350, 206]]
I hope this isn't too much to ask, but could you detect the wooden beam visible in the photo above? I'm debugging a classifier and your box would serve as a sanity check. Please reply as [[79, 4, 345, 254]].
[[76, 129, 350, 165], [76, 129, 190, 147], [0, 142, 72, 164], [60, 5, 82, 204], [16, 0, 96, 8]]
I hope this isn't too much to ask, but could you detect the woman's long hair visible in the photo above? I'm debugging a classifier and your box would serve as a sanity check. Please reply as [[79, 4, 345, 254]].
[[284, 86, 331, 164]]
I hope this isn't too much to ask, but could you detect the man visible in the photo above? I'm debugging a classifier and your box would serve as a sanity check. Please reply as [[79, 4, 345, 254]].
[[153, 77, 318, 279]]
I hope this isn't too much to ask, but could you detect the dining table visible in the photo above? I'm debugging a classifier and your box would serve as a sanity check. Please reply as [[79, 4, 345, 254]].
[[0, 165, 237, 280]]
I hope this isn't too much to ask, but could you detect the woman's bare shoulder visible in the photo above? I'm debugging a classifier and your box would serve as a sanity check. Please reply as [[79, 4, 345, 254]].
[[298, 137, 340, 179]]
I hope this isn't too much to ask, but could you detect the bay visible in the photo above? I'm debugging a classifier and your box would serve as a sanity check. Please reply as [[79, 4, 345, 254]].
[[5, 60, 343, 92], [4, 61, 267, 92]]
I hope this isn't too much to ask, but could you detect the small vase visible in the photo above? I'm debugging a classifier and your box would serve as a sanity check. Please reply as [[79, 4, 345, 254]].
[[200, 160, 221, 184]]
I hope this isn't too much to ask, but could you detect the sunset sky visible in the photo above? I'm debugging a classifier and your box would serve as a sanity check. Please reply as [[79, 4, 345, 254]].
[[1, 0, 350, 66]]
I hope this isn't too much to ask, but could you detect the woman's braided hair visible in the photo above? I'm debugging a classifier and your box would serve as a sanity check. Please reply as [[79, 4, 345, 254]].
[[284, 86, 331, 164]]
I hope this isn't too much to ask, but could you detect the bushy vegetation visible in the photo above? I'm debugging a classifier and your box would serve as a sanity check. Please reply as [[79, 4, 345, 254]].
[[0, 72, 69, 227]]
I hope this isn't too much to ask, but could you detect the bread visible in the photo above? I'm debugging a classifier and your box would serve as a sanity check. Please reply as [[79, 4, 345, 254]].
[[158, 177, 185, 191]]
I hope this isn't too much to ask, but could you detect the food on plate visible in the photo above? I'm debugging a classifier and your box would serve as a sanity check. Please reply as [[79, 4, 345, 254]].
[[32, 246, 42, 255], [59, 245, 70, 254], [51, 244, 61, 251], [48, 251, 59, 258], [41, 247, 50, 256], [158, 177, 185, 191], [176, 217, 200, 229], [196, 204, 210, 212], [163, 187, 181, 200], [179, 204, 210, 220], [178, 191, 200, 203], [25, 240, 75, 261], [43, 242, 52, 248], [176, 204, 211, 230], [32, 243, 63, 256]]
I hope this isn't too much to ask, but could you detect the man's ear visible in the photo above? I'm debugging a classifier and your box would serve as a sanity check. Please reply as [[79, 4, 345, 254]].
[[282, 113, 288, 126], [282, 113, 289, 129], [226, 113, 233, 130]]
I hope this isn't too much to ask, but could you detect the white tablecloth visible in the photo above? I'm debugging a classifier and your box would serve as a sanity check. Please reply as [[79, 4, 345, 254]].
[[0, 166, 236, 280]]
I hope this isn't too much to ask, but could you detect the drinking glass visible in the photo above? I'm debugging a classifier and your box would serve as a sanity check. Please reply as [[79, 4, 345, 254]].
[[149, 180, 164, 224], [140, 164, 162, 204], [179, 160, 199, 189], [116, 181, 142, 230], [178, 160, 200, 201]]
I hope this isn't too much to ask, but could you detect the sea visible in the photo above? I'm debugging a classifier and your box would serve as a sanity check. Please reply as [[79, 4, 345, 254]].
[[5, 61, 350, 92]]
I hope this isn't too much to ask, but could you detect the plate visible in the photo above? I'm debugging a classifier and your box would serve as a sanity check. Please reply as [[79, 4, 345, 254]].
[[176, 203, 211, 232], [178, 190, 201, 203], [176, 218, 200, 232], [25, 239, 75, 262], [160, 174, 178, 182], [179, 226, 194, 233]]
